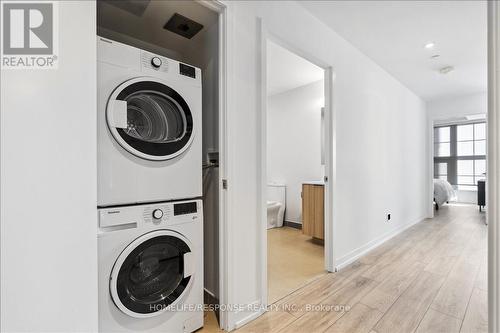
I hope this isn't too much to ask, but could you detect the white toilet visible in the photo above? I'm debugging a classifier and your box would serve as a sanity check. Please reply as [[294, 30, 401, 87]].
[[267, 183, 286, 229]]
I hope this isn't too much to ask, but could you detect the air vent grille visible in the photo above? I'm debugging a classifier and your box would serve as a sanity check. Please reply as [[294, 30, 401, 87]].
[[164, 13, 204, 39]]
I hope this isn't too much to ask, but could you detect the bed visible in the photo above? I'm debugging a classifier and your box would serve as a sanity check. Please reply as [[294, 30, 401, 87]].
[[433, 179, 457, 210]]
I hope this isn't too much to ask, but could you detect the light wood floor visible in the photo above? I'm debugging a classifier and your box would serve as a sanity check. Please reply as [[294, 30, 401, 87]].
[[268, 226, 326, 304], [198, 226, 325, 333], [199, 310, 224, 333], [236, 203, 487, 333]]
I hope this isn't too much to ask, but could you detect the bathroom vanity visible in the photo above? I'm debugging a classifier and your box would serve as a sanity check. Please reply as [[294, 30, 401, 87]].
[[302, 181, 324, 241]]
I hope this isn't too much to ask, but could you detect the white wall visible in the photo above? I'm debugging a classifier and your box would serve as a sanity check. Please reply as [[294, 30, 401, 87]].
[[0, 2, 98, 332], [223, 1, 428, 329], [428, 92, 487, 120], [456, 190, 479, 204], [267, 80, 324, 223], [428, 92, 488, 204]]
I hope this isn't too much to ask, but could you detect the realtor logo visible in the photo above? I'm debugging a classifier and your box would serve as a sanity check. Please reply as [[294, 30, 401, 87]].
[[1, 1, 58, 69]]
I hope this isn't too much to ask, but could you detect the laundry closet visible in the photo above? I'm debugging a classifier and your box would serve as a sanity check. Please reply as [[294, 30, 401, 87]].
[[96, 1, 221, 332]]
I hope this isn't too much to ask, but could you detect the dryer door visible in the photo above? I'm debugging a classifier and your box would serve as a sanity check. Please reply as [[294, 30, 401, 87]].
[[106, 77, 195, 161], [110, 230, 195, 318]]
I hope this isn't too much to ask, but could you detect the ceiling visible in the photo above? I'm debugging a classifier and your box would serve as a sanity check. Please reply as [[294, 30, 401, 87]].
[[267, 40, 324, 96], [300, 1, 487, 101], [97, 0, 217, 60]]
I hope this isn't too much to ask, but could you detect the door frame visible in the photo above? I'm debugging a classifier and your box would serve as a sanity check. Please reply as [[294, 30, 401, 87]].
[[488, 1, 500, 331], [197, 0, 229, 330], [427, 118, 488, 218], [257, 19, 337, 309]]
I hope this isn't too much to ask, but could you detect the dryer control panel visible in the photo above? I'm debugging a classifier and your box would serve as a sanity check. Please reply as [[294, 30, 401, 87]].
[[98, 199, 202, 229]]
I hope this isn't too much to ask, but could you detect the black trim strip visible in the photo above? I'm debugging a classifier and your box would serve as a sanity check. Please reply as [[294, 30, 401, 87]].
[[97, 196, 202, 209]]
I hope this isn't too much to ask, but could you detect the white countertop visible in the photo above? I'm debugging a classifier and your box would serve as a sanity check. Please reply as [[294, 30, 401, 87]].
[[303, 180, 325, 185]]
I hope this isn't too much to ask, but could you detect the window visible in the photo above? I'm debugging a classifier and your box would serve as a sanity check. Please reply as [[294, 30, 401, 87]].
[[435, 162, 448, 180], [434, 126, 450, 157], [434, 122, 486, 191]]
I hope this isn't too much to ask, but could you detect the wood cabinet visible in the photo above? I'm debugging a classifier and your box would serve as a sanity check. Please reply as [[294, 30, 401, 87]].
[[302, 183, 324, 240]]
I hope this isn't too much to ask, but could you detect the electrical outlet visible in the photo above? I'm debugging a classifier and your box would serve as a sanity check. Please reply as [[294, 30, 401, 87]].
[[387, 213, 391, 221]]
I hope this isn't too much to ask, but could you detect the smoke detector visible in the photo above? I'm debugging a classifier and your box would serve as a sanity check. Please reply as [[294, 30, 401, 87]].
[[439, 66, 454, 74]]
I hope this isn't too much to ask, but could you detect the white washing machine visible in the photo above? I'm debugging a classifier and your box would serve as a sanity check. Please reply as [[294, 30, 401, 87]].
[[97, 37, 202, 207], [98, 199, 204, 332]]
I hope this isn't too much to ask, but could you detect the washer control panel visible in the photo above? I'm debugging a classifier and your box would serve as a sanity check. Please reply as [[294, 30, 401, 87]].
[[99, 199, 202, 229]]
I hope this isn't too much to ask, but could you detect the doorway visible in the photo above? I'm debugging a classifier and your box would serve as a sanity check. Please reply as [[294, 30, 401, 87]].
[[96, 0, 229, 331], [426, 109, 488, 331], [259, 31, 336, 306], [431, 117, 487, 213]]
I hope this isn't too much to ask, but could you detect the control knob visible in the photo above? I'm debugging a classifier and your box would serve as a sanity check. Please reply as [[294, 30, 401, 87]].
[[152, 209, 163, 220], [151, 57, 162, 68]]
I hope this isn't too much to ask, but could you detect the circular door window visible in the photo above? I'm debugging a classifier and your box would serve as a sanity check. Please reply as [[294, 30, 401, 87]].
[[106, 77, 195, 161], [110, 230, 194, 318]]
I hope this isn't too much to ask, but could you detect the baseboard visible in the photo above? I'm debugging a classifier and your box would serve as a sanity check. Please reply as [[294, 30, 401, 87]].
[[334, 216, 427, 270], [283, 220, 302, 229]]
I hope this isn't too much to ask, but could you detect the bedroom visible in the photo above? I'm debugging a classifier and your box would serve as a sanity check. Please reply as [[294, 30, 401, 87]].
[[431, 93, 488, 214]]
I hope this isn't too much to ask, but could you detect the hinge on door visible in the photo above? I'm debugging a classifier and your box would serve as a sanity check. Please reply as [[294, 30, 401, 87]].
[[222, 179, 228, 190], [324, 176, 328, 182]]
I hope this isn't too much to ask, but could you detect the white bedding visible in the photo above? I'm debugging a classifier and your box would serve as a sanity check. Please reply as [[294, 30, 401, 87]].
[[434, 179, 457, 206]]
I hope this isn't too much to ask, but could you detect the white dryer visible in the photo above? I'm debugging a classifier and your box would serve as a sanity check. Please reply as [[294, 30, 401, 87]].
[[97, 37, 202, 207], [98, 199, 204, 332]]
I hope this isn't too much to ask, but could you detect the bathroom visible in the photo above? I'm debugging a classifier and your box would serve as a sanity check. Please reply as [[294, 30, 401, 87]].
[[265, 40, 327, 304]]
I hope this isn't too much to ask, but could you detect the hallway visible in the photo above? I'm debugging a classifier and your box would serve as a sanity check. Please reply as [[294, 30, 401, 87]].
[[237, 204, 487, 333]]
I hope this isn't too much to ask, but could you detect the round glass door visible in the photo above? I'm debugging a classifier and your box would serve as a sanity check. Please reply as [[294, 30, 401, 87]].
[[110, 230, 194, 318], [106, 77, 194, 161]]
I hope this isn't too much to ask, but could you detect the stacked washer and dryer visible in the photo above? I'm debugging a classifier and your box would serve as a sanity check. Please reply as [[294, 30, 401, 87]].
[[97, 37, 204, 332]]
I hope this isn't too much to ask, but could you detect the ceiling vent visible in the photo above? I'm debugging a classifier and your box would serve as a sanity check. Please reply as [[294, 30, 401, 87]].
[[439, 66, 454, 75], [164, 13, 204, 39], [101, 0, 150, 17]]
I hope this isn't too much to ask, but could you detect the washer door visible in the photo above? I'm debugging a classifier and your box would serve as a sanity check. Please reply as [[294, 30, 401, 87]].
[[106, 77, 194, 161], [110, 230, 195, 318]]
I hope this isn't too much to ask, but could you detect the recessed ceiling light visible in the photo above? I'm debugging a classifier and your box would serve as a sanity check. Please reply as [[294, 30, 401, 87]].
[[424, 42, 435, 49]]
